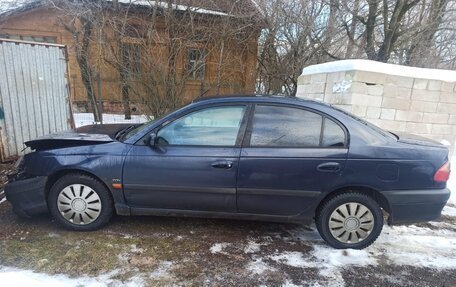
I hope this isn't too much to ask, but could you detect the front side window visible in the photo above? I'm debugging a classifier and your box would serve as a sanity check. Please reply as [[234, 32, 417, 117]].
[[157, 106, 246, 146], [250, 105, 346, 147]]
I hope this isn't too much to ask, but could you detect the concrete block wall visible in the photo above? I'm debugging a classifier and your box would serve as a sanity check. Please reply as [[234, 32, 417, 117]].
[[296, 60, 456, 154]]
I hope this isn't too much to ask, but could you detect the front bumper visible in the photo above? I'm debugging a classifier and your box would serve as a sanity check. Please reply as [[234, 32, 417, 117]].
[[381, 188, 451, 225], [4, 176, 48, 217]]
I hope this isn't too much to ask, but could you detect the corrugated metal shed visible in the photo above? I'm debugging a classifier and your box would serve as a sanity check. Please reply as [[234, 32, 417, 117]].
[[0, 38, 73, 161]]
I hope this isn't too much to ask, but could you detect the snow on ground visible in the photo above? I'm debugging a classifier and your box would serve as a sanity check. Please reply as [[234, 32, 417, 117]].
[[209, 242, 231, 254], [0, 267, 143, 287], [301, 59, 456, 82], [442, 153, 456, 216], [240, 221, 456, 286], [73, 113, 149, 128], [0, 197, 6, 205], [244, 240, 263, 254]]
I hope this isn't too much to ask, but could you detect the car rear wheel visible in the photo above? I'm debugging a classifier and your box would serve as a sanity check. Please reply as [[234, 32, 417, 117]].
[[316, 192, 383, 249], [48, 173, 114, 231]]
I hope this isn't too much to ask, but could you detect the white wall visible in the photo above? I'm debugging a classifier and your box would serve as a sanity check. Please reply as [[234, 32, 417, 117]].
[[296, 60, 456, 155]]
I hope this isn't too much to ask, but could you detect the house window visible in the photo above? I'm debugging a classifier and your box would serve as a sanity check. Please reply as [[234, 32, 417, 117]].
[[121, 43, 141, 76], [0, 34, 57, 44], [188, 49, 205, 80]]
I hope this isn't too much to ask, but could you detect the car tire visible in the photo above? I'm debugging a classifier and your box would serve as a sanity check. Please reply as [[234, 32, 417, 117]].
[[315, 192, 383, 249], [48, 173, 114, 231]]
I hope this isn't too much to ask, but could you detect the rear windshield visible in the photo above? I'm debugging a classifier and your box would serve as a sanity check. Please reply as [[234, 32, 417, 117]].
[[330, 105, 397, 139]]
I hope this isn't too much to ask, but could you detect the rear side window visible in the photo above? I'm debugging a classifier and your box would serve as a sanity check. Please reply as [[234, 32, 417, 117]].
[[249, 105, 346, 148], [322, 118, 346, 147]]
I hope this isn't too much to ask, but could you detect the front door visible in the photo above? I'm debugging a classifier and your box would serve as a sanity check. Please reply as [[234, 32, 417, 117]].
[[123, 105, 248, 212], [237, 104, 348, 216]]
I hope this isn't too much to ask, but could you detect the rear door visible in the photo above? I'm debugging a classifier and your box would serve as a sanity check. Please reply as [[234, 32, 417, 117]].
[[237, 104, 348, 216]]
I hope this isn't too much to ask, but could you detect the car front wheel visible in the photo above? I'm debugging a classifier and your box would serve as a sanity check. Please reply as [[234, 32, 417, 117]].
[[48, 173, 114, 231], [316, 192, 383, 249]]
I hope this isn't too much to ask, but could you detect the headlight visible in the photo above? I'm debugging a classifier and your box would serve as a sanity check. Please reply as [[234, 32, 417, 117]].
[[7, 156, 25, 181]]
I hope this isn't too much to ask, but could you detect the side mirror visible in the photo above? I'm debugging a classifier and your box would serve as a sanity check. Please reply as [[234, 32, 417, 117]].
[[148, 132, 158, 147]]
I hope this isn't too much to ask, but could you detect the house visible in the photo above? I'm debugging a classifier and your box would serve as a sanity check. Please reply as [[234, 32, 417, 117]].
[[0, 0, 262, 116]]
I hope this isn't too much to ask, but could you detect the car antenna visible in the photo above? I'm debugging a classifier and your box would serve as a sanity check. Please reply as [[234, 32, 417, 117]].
[[197, 88, 211, 99], [192, 88, 211, 103]]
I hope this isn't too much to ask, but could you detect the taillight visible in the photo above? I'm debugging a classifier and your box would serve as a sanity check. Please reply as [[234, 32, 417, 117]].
[[434, 161, 451, 182]]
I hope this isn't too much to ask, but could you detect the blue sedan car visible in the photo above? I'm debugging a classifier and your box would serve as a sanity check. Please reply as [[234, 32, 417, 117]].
[[5, 96, 451, 249]]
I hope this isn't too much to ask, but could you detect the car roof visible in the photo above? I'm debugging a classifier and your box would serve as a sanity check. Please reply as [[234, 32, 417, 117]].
[[192, 94, 328, 107]]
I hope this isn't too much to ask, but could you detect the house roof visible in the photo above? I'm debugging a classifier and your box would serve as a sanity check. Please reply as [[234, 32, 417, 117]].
[[0, 0, 261, 18], [170, 0, 260, 17], [0, 0, 44, 17]]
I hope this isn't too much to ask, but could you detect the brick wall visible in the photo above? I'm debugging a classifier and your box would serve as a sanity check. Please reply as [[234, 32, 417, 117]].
[[296, 63, 456, 154]]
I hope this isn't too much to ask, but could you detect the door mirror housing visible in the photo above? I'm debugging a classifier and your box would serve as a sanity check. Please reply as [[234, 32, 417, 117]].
[[148, 132, 158, 147]]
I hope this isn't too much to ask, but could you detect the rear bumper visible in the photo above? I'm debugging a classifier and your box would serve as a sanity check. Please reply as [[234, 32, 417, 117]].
[[4, 176, 48, 217], [381, 188, 451, 225]]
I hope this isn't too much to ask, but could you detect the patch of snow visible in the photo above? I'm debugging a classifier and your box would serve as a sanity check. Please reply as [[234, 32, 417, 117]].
[[372, 225, 456, 269], [73, 113, 149, 128], [312, 246, 376, 267], [442, 205, 456, 216], [0, 266, 144, 287], [442, 152, 456, 217], [209, 242, 230, 254], [244, 240, 262, 254], [149, 261, 173, 279], [0, 0, 33, 14], [0, 197, 6, 205], [302, 59, 456, 82], [246, 258, 275, 275], [130, 244, 144, 254], [269, 247, 375, 270], [269, 251, 308, 268], [281, 280, 303, 287], [446, 153, 456, 205]]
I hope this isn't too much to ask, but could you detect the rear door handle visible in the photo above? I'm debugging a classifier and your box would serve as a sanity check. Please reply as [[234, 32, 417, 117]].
[[317, 162, 341, 173], [211, 160, 233, 169]]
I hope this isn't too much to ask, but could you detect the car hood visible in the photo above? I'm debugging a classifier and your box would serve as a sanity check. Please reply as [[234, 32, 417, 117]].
[[24, 123, 136, 151]]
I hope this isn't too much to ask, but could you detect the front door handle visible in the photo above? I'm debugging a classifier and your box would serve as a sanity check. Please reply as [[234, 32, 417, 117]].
[[211, 160, 233, 169], [317, 162, 341, 173]]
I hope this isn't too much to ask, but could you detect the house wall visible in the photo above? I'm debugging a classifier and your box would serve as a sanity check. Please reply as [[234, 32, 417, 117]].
[[296, 61, 456, 154], [0, 7, 259, 113]]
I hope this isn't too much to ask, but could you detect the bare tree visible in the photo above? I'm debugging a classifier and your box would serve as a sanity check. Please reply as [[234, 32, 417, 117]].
[[256, 0, 344, 96], [107, 1, 259, 118], [336, 0, 456, 66], [405, 0, 451, 66], [50, 0, 103, 122]]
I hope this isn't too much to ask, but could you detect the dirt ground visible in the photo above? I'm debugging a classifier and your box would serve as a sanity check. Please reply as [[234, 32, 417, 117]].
[[0, 163, 455, 286], [0, 202, 455, 287]]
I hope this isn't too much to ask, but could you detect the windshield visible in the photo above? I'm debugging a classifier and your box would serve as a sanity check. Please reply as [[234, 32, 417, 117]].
[[121, 120, 155, 141]]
